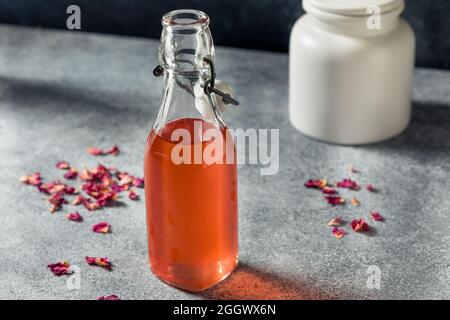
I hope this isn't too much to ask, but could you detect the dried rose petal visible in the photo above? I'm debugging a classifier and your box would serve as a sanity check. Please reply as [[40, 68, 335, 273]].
[[38, 181, 77, 195], [111, 184, 125, 193], [48, 193, 67, 213], [87, 146, 119, 156], [47, 261, 72, 276], [132, 177, 144, 188], [85, 256, 112, 270], [87, 147, 104, 156], [72, 195, 86, 205], [49, 183, 66, 194], [351, 198, 360, 207], [101, 175, 114, 187], [79, 169, 93, 181], [92, 222, 110, 234], [321, 186, 337, 195], [98, 295, 120, 300], [351, 218, 369, 232], [336, 179, 360, 190], [64, 185, 77, 195], [305, 179, 327, 189], [106, 145, 120, 156], [82, 181, 107, 198], [64, 168, 78, 180], [56, 161, 70, 170], [128, 190, 139, 200], [366, 184, 377, 192], [328, 216, 342, 227], [67, 212, 83, 222], [37, 182, 54, 194], [91, 164, 110, 179], [96, 192, 118, 207], [20, 172, 42, 186], [83, 199, 102, 211], [370, 211, 384, 221], [332, 227, 347, 239], [325, 196, 345, 206], [119, 174, 133, 186]]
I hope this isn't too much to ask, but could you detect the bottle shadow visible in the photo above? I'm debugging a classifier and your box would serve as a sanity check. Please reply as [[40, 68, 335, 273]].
[[198, 263, 332, 300]]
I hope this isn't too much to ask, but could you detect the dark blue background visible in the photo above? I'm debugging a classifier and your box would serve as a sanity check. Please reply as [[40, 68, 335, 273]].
[[0, 0, 448, 70]]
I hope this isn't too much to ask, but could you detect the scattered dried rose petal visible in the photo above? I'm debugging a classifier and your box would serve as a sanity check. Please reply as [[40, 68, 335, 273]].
[[47, 261, 72, 276], [332, 227, 347, 239], [325, 196, 345, 206], [133, 177, 144, 188], [87, 146, 119, 156], [321, 186, 337, 195], [98, 295, 120, 300], [118, 175, 133, 186], [37, 182, 54, 194], [20, 172, 42, 186], [79, 168, 93, 181], [83, 199, 102, 211], [351, 198, 360, 207], [38, 181, 78, 195], [48, 183, 65, 194], [87, 147, 104, 156], [370, 211, 384, 221], [328, 216, 343, 227], [96, 192, 118, 207], [48, 193, 67, 213], [101, 175, 114, 187], [91, 164, 109, 179], [305, 179, 327, 189], [92, 222, 111, 234], [56, 161, 70, 170], [64, 185, 77, 195], [128, 190, 139, 200], [85, 256, 112, 270], [67, 212, 83, 222], [351, 218, 369, 232], [72, 195, 86, 205], [366, 184, 377, 192], [111, 184, 125, 193], [336, 179, 360, 190], [64, 168, 78, 180], [106, 145, 120, 156], [348, 164, 360, 174]]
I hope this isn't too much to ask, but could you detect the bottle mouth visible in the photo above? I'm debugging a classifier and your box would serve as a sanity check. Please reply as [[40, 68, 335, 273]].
[[162, 9, 210, 29]]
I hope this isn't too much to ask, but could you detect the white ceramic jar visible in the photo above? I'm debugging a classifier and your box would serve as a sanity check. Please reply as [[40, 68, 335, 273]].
[[289, 0, 415, 144]]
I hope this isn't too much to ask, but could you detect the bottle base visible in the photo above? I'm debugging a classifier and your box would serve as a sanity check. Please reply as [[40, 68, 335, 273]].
[[150, 257, 238, 293]]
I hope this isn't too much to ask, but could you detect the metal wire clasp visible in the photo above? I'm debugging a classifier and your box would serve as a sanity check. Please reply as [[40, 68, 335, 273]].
[[202, 57, 239, 106], [152, 58, 239, 106]]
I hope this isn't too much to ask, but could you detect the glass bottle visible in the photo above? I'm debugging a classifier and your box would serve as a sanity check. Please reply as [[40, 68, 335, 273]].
[[144, 9, 238, 292]]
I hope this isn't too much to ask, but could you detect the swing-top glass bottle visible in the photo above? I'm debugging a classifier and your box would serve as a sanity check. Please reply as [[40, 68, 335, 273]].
[[144, 9, 238, 292]]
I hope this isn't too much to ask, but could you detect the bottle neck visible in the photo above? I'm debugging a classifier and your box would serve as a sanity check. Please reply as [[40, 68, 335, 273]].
[[154, 9, 224, 134], [153, 68, 225, 134]]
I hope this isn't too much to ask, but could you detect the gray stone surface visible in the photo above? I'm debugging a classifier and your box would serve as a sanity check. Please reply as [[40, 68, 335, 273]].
[[0, 24, 449, 300]]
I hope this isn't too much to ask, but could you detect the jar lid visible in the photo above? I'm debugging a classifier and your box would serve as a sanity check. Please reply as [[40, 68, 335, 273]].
[[304, 0, 404, 16]]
